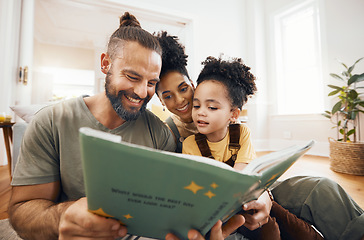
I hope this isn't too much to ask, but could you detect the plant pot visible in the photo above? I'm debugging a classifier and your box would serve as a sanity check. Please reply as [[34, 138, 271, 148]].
[[329, 138, 364, 175]]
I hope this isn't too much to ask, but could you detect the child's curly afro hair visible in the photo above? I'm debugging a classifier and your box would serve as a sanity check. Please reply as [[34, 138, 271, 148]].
[[197, 56, 257, 109]]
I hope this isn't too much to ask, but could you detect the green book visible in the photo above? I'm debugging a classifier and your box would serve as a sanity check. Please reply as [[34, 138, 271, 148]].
[[79, 127, 314, 240]]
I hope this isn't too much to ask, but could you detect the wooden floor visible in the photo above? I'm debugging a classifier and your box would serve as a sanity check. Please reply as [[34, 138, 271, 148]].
[[0, 154, 363, 220], [0, 165, 12, 220], [259, 152, 364, 209]]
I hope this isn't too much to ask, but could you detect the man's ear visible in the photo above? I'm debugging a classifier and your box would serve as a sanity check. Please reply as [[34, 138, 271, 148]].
[[230, 108, 241, 124], [101, 53, 111, 74]]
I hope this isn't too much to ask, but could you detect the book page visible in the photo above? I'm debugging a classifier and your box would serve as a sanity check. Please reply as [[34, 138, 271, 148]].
[[241, 140, 315, 175]]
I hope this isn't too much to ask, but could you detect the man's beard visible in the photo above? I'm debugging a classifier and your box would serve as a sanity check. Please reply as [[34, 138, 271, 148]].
[[105, 73, 149, 121]]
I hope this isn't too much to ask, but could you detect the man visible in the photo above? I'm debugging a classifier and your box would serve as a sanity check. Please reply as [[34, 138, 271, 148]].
[[8, 12, 244, 240]]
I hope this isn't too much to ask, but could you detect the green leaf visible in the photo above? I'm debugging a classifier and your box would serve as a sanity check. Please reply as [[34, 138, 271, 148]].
[[337, 59, 348, 69], [332, 101, 342, 114], [327, 84, 344, 91], [348, 57, 364, 73], [327, 85, 343, 90], [330, 73, 344, 81], [342, 71, 349, 77], [322, 113, 331, 119], [354, 99, 364, 104], [328, 89, 340, 96], [348, 73, 364, 85], [339, 128, 345, 134], [347, 129, 355, 136], [348, 90, 358, 99]]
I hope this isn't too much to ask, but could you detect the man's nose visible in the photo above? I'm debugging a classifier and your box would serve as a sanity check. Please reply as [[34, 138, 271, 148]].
[[134, 82, 148, 99]]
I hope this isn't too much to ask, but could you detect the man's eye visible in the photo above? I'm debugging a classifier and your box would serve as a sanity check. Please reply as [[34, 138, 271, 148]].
[[126, 75, 138, 80], [148, 82, 157, 87]]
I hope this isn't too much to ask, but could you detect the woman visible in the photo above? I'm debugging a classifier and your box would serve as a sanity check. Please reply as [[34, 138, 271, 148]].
[[155, 31, 198, 153]]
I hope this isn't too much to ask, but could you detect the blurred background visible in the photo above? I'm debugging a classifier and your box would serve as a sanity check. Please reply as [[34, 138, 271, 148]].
[[1, 0, 364, 165]]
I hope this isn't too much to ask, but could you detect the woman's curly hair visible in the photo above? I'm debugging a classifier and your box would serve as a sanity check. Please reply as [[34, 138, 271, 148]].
[[197, 56, 257, 109], [155, 31, 190, 81]]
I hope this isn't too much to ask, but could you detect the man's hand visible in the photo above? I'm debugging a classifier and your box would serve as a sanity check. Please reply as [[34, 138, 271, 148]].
[[165, 214, 245, 240], [241, 191, 272, 230], [59, 197, 127, 239]]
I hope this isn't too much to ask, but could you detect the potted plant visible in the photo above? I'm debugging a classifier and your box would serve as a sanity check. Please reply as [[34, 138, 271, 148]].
[[323, 57, 364, 175]]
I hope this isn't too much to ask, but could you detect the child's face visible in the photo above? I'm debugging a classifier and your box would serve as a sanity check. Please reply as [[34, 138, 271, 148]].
[[157, 71, 195, 123], [192, 80, 239, 142]]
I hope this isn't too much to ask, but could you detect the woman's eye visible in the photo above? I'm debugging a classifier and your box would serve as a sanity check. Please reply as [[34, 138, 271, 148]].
[[163, 95, 172, 100], [180, 87, 188, 92]]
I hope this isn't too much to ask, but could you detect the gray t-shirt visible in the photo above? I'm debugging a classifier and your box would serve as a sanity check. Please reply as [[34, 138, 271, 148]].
[[12, 96, 176, 202]]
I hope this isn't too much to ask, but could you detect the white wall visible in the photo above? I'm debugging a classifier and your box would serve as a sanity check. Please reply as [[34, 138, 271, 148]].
[[119, 0, 247, 81], [257, 0, 364, 155], [0, 0, 22, 165]]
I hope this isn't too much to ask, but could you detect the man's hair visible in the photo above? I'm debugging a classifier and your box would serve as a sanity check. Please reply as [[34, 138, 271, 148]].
[[107, 12, 162, 59], [196, 56, 257, 109]]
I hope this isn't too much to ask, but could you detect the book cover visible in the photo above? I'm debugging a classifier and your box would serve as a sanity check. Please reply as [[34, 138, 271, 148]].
[[79, 127, 314, 240]]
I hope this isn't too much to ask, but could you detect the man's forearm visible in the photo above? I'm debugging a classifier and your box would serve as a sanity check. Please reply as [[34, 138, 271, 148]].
[[8, 199, 73, 240]]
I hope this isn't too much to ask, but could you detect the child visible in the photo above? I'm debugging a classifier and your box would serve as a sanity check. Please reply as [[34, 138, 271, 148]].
[[183, 56, 323, 240], [182, 56, 256, 171]]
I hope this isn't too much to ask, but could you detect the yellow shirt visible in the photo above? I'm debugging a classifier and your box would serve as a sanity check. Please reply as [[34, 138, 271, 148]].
[[182, 124, 256, 164]]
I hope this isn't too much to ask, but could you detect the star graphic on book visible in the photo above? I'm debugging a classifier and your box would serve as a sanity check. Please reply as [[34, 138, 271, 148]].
[[204, 190, 216, 199], [123, 214, 133, 219], [89, 208, 114, 218], [267, 173, 280, 184], [184, 181, 204, 194], [210, 182, 219, 189]]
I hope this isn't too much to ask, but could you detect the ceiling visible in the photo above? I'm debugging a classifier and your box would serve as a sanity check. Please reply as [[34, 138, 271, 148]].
[[34, 0, 190, 50]]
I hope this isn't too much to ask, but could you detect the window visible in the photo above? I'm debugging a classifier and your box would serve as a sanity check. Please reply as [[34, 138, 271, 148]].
[[274, 0, 324, 114], [39, 67, 95, 101]]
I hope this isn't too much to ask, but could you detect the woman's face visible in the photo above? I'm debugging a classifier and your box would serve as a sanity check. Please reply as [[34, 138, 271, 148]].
[[157, 71, 195, 123]]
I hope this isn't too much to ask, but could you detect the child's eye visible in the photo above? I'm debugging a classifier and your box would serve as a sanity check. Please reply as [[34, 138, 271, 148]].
[[193, 105, 200, 109], [209, 107, 218, 110]]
